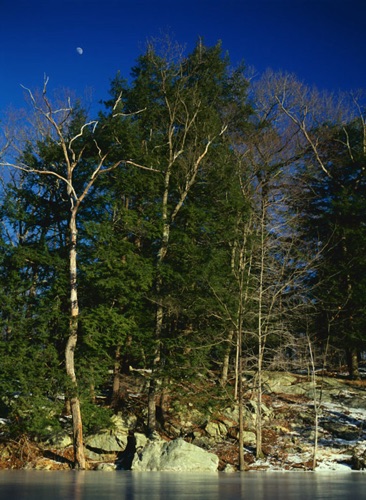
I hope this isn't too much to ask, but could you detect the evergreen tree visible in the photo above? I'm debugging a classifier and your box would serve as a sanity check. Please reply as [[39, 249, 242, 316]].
[[0, 170, 68, 437], [100, 38, 252, 432], [296, 118, 366, 378], [1, 82, 130, 467]]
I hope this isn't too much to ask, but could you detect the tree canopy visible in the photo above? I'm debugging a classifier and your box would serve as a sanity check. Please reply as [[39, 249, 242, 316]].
[[0, 38, 365, 467]]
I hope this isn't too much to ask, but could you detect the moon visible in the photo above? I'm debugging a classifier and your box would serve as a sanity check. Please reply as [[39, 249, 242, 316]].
[[76, 47, 83, 55]]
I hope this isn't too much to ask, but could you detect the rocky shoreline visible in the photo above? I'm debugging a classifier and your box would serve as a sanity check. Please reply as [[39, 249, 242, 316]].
[[1, 371, 366, 472]]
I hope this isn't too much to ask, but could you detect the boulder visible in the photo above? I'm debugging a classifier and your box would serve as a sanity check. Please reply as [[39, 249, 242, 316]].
[[241, 431, 256, 446], [205, 421, 228, 439], [47, 432, 73, 449], [322, 420, 361, 442], [260, 372, 298, 393], [131, 438, 219, 472], [85, 431, 127, 452], [85, 414, 143, 454], [111, 414, 137, 431], [223, 463, 236, 473]]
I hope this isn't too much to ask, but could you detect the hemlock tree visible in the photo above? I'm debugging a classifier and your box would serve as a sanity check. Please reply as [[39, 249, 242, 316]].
[[111, 38, 251, 434], [273, 76, 366, 377], [0, 168, 68, 438], [80, 203, 155, 410], [1, 79, 138, 469], [294, 116, 366, 378]]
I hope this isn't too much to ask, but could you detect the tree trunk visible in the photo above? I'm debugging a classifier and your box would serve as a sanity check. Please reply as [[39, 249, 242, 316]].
[[147, 378, 157, 436], [255, 199, 266, 460], [221, 329, 235, 387], [234, 332, 240, 401], [147, 163, 171, 435], [238, 329, 245, 471], [307, 332, 319, 470], [347, 348, 360, 380], [147, 299, 163, 436], [65, 210, 86, 470], [111, 344, 121, 409], [255, 368, 263, 460]]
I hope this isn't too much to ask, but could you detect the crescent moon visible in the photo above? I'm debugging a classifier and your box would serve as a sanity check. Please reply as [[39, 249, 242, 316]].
[[76, 47, 83, 55]]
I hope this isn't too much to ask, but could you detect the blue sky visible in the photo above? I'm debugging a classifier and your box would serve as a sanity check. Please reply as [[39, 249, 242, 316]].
[[1, 0, 366, 115]]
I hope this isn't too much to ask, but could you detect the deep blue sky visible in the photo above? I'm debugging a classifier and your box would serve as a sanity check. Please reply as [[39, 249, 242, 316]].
[[1, 0, 366, 115]]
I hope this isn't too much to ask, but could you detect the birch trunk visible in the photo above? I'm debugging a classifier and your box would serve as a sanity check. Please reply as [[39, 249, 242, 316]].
[[347, 348, 360, 380], [238, 323, 245, 470], [307, 333, 319, 470], [221, 329, 235, 387], [255, 198, 266, 460], [147, 164, 170, 435], [65, 210, 86, 470], [111, 344, 121, 409]]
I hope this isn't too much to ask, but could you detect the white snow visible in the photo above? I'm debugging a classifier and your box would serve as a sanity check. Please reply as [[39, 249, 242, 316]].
[[247, 387, 366, 472]]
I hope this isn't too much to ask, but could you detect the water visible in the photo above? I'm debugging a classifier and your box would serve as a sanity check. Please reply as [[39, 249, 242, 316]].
[[0, 471, 365, 499]]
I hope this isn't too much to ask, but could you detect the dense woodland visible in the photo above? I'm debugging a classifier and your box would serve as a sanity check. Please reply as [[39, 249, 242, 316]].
[[0, 39, 366, 469]]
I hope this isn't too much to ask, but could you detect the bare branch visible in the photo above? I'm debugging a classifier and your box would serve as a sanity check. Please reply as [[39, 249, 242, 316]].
[[275, 94, 332, 178], [112, 91, 146, 117], [125, 160, 160, 173], [69, 120, 98, 151], [0, 161, 78, 200], [112, 107, 146, 118]]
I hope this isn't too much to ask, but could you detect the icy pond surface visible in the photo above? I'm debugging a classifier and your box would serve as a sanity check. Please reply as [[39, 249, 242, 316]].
[[0, 470, 366, 499]]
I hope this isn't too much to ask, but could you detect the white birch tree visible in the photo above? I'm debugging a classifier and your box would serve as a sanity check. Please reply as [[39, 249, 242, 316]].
[[0, 78, 144, 468]]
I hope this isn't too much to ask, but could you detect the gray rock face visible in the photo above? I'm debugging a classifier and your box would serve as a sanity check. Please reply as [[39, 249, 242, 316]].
[[322, 420, 361, 441], [47, 432, 73, 449], [131, 438, 219, 472], [261, 371, 298, 392], [85, 414, 146, 454], [205, 421, 228, 439], [85, 431, 127, 452]]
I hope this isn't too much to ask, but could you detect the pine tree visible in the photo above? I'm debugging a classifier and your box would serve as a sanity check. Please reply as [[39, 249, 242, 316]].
[[296, 118, 366, 378], [0, 169, 68, 437]]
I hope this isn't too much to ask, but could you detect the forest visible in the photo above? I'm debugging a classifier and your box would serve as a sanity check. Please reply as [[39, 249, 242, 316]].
[[0, 39, 366, 470]]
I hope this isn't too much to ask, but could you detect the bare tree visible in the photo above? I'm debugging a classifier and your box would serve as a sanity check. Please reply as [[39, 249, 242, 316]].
[[0, 78, 144, 469], [229, 73, 322, 460]]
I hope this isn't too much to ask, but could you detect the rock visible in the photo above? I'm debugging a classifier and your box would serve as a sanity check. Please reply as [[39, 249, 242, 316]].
[[85, 448, 112, 461], [192, 436, 215, 448], [222, 406, 255, 425], [223, 463, 236, 472], [85, 431, 128, 452], [111, 414, 137, 431], [322, 420, 361, 441], [84, 413, 141, 455], [241, 431, 256, 446], [131, 438, 219, 472], [222, 406, 240, 422], [260, 372, 297, 393], [286, 382, 315, 396], [95, 462, 117, 471], [218, 414, 237, 428], [34, 460, 55, 470], [205, 421, 228, 439], [47, 432, 73, 449], [247, 400, 272, 418], [135, 432, 148, 450]]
